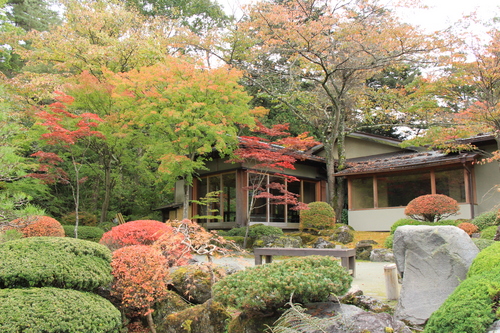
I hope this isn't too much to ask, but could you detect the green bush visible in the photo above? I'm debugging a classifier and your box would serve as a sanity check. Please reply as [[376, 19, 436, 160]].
[[468, 242, 500, 278], [384, 234, 394, 249], [473, 238, 495, 251], [299, 202, 335, 233], [223, 224, 284, 238], [0, 229, 23, 243], [424, 272, 500, 333], [480, 225, 498, 240], [0, 287, 121, 333], [390, 218, 424, 234], [63, 225, 105, 242], [0, 237, 112, 291], [60, 211, 98, 226], [472, 211, 499, 231], [213, 256, 352, 313]]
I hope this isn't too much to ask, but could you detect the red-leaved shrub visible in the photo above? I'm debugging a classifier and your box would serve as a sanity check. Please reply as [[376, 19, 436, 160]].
[[99, 220, 172, 251], [458, 222, 479, 236], [9, 216, 65, 237], [404, 194, 459, 222], [152, 230, 191, 267]]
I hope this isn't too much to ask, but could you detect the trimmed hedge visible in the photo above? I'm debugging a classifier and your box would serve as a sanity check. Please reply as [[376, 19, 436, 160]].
[[468, 242, 500, 278], [220, 224, 284, 238], [480, 225, 498, 240], [299, 202, 336, 232], [0, 237, 112, 291], [63, 225, 105, 242], [213, 255, 352, 313], [0, 287, 121, 333]]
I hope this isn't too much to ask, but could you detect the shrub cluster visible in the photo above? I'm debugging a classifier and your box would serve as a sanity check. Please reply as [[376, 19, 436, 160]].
[[63, 225, 105, 242], [0, 237, 113, 290], [213, 256, 352, 313], [299, 201, 336, 233], [0, 287, 121, 333], [424, 242, 500, 333], [472, 211, 499, 231], [480, 225, 498, 240], [404, 194, 459, 222], [220, 223, 284, 238], [60, 211, 98, 226], [457, 222, 479, 236], [99, 220, 173, 251], [7, 215, 65, 237]]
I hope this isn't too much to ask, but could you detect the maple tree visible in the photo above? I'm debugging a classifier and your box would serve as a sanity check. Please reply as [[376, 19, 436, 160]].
[[404, 194, 459, 222], [30, 92, 104, 238], [107, 58, 262, 218], [217, 0, 444, 216], [111, 245, 169, 333], [99, 220, 173, 251], [228, 122, 320, 246]]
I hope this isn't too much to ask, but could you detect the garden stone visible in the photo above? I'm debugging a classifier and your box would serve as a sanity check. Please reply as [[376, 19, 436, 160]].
[[370, 248, 395, 262], [313, 237, 335, 249], [355, 240, 373, 260], [393, 225, 479, 326], [158, 299, 230, 333], [152, 290, 190, 324], [331, 225, 354, 244], [253, 234, 302, 248], [487, 320, 500, 333], [170, 263, 226, 304], [340, 290, 393, 313]]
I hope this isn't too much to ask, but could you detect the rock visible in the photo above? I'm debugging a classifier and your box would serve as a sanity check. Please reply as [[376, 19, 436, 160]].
[[487, 320, 500, 333], [355, 241, 373, 261], [331, 225, 354, 244], [152, 290, 190, 325], [313, 237, 336, 249], [393, 225, 479, 326], [253, 235, 302, 248], [170, 263, 226, 304], [370, 248, 395, 262], [340, 290, 393, 313], [227, 311, 280, 333], [158, 299, 230, 333]]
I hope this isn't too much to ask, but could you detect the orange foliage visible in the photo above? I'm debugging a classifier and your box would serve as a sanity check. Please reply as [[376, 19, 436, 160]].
[[9, 216, 65, 237], [404, 194, 459, 222], [152, 230, 192, 267], [458, 222, 479, 236], [99, 220, 173, 251], [111, 245, 169, 316]]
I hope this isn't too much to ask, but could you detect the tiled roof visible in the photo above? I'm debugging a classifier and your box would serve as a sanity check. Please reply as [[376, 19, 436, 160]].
[[335, 151, 478, 176]]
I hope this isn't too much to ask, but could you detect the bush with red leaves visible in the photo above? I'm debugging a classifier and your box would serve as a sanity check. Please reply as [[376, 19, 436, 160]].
[[8, 216, 65, 237], [458, 222, 479, 236], [404, 194, 459, 222], [152, 230, 191, 268], [99, 220, 172, 251]]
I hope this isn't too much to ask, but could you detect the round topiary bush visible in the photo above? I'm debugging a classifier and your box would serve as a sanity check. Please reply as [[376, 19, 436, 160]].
[[99, 220, 173, 251], [223, 224, 284, 238], [389, 218, 424, 234], [63, 225, 105, 242], [0, 237, 112, 291], [212, 255, 352, 313], [7, 215, 65, 237], [0, 287, 122, 333], [480, 225, 498, 240], [457, 222, 479, 236], [299, 202, 336, 233], [472, 211, 499, 231], [404, 194, 459, 222], [467, 242, 500, 278]]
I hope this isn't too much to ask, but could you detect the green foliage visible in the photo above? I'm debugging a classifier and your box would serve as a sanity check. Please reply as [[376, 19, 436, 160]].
[[0, 287, 121, 333], [389, 218, 425, 234], [424, 272, 500, 333], [0, 229, 23, 243], [480, 225, 498, 240], [223, 224, 284, 238], [473, 238, 495, 251], [468, 242, 500, 278], [60, 211, 98, 226], [404, 194, 459, 222], [213, 256, 352, 313], [63, 225, 105, 242], [384, 234, 394, 249], [299, 202, 335, 233], [472, 211, 499, 231], [0, 237, 112, 290]]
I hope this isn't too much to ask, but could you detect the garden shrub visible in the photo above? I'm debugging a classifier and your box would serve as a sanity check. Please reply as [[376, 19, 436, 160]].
[[467, 242, 500, 278], [472, 211, 499, 231], [9, 215, 65, 237], [404, 194, 459, 222], [152, 230, 192, 267], [389, 218, 424, 234], [0, 229, 23, 243], [223, 224, 284, 238], [212, 255, 352, 313], [457, 222, 479, 235], [99, 220, 173, 251], [480, 225, 498, 240], [0, 237, 112, 291], [0, 287, 121, 333], [60, 211, 98, 226], [384, 234, 394, 249], [473, 238, 495, 251], [299, 202, 336, 233], [63, 225, 105, 242]]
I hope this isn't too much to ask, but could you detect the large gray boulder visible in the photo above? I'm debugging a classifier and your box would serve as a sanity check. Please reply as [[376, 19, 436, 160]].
[[393, 225, 479, 325]]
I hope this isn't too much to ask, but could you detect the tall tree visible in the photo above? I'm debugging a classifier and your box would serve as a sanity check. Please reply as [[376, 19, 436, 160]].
[[6, 0, 60, 32], [218, 0, 444, 216], [107, 58, 262, 218]]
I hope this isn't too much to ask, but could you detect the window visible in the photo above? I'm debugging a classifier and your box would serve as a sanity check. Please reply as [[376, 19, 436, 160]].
[[197, 172, 236, 222], [349, 167, 467, 210], [248, 172, 317, 223]]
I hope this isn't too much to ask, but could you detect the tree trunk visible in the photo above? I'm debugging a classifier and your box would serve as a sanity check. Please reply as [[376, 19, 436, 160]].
[[334, 123, 347, 222], [146, 312, 157, 333], [183, 179, 190, 219], [100, 160, 113, 223]]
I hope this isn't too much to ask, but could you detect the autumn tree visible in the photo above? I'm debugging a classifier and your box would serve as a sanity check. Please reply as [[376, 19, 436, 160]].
[[30, 92, 103, 238], [108, 58, 262, 218], [228, 122, 319, 246], [217, 0, 444, 216]]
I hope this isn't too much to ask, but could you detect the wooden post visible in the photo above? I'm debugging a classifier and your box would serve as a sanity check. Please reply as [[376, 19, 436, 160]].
[[384, 263, 399, 300]]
